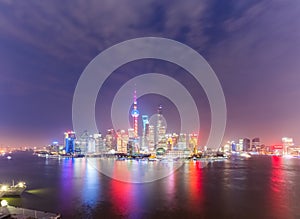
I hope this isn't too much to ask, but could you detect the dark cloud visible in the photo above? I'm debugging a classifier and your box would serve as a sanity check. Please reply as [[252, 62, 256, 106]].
[[0, 0, 299, 146]]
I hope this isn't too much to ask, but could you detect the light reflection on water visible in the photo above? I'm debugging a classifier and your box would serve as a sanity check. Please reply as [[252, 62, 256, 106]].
[[1, 153, 300, 218], [87, 157, 183, 183]]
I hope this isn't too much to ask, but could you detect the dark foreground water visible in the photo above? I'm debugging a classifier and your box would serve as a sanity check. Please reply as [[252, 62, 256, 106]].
[[0, 152, 300, 219]]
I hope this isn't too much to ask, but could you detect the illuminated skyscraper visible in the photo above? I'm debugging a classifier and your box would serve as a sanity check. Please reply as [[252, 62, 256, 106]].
[[64, 131, 76, 154], [282, 137, 294, 154], [189, 133, 198, 152], [238, 138, 250, 151], [116, 129, 128, 153], [155, 105, 166, 149], [148, 125, 155, 151], [131, 89, 139, 138], [141, 115, 149, 151], [142, 115, 149, 133], [178, 133, 187, 150], [105, 129, 117, 151], [252, 137, 261, 151]]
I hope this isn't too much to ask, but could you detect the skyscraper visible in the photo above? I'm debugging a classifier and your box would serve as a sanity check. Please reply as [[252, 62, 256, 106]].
[[189, 133, 198, 152], [64, 131, 76, 154], [239, 138, 250, 151], [282, 137, 294, 154], [141, 115, 149, 151], [252, 137, 261, 151], [131, 89, 139, 139], [155, 105, 166, 149], [116, 129, 128, 153]]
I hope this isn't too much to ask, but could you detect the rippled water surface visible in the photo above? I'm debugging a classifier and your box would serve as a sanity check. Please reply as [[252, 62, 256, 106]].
[[1, 152, 300, 219]]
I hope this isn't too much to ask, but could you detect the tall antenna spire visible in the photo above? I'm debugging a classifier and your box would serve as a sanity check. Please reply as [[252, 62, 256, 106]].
[[134, 86, 137, 105], [131, 85, 139, 138]]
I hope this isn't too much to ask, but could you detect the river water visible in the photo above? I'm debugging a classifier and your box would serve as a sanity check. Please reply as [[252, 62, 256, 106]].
[[0, 151, 300, 219]]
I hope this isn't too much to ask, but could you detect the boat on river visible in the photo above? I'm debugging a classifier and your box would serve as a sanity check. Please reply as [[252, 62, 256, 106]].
[[0, 181, 26, 196]]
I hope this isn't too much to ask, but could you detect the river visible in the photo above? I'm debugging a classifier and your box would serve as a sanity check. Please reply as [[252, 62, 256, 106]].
[[0, 151, 300, 219]]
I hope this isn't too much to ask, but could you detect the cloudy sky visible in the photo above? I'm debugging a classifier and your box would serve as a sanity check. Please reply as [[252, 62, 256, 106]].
[[0, 0, 299, 147]]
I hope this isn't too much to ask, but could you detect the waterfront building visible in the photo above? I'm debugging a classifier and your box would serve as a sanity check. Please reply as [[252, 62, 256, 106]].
[[116, 129, 129, 153], [252, 137, 261, 151], [87, 135, 96, 154], [64, 131, 76, 154], [238, 138, 250, 151], [171, 133, 179, 149], [141, 115, 150, 151], [127, 140, 134, 155], [223, 143, 230, 152], [148, 125, 155, 151], [155, 105, 166, 148], [76, 131, 87, 154], [282, 137, 294, 154], [105, 129, 117, 151], [166, 134, 173, 151], [270, 144, 284, 155], [94, 133, 105, 153], [178, 133, 187, 150], [189, 133, 198, 152], [47, 141, 60, 154], [128, 128, 135, 139], [74, 132, 106, 154], [231, 141, 237, 152]]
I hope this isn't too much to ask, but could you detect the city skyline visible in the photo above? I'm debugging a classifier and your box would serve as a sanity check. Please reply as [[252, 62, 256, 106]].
[[0, 1, 300, 147]]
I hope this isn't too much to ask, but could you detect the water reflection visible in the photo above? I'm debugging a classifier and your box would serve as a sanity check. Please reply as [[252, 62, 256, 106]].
[[269, 156, 291, 218], [6, 153, 298, 218], [83, 160, 100, 205], [188, 161, 203, 213], [59, 158, 102, 216], [91, 158, 183, 183], [59, 158, 75, 212]]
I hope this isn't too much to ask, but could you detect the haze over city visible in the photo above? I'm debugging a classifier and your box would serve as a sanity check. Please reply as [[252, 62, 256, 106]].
[[0, 0, 299, 147]]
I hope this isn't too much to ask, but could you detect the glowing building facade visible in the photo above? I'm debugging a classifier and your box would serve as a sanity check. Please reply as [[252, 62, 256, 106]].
[[141, 115, 150, 151], [282, 137, 294, 154], [64, 131, 76, 154]]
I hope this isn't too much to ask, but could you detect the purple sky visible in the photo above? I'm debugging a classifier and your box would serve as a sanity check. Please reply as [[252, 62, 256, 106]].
[[0, 0, 299, 147]]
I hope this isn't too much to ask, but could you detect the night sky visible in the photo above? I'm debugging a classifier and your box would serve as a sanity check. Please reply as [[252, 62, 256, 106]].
[[0, 0, 299, 147]]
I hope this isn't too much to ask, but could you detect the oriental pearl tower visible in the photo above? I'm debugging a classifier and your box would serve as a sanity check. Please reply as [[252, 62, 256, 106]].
[[131, 89, 139, 139]]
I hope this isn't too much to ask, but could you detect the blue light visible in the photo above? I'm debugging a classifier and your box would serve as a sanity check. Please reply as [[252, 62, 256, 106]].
[[131, 109, 140, 117]]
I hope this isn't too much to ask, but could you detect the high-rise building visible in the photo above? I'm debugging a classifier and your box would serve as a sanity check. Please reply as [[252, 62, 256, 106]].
[[154, 105, 167, 149], [238, 138, 251, 151], [128, 128, 135, 139], [141, 115, 149, 151], [127, 140, 134, 156], [178, 133, 187, 150], [77, 131, 89, 154], [252, 137, 261, 151], [142, 115, 149, 134], [189, 133, 198, 152], [105, 129, 117, 151], [148, 125, 155, 151], [165, 133, 178, 151], [131, 89, 139, 139], [116, 129, 129, 153], [231, 141, 237, 152], [282, 137, 294, 154], [94, 133, 105, 153], [64, 131, 76, 154], [87, 135, 96, 154]]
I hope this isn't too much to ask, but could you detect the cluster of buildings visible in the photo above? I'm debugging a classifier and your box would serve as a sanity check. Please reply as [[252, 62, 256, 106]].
[[45, 89, 300, 157], [48, 90, 199, 156], [221, 137, 300, 156]]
